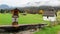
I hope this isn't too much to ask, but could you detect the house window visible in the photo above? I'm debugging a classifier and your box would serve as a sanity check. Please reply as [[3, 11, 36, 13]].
[[47, 16, 49, 18]]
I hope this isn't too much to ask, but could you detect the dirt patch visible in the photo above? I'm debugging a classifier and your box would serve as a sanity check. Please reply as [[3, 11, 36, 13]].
[[17, 30, 35, 34], [57, 31, 60, 34]]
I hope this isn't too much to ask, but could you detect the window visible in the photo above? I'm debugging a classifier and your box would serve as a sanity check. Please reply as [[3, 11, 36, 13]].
[[47, 16, 49, 18]]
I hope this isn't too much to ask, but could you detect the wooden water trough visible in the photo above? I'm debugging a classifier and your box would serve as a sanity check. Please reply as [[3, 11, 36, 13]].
[[0, 24, 47, 33]]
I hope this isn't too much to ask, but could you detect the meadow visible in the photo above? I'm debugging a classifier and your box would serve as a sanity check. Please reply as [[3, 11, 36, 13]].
[[0, 13, 50, 25], [0, 13, 60, 34]]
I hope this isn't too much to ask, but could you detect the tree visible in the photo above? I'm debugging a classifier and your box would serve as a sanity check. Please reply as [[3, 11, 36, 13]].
[[0, 10, 1, 13], [0, 9, 5, 13], [39, 9, 44, 14], [56, 10, 60, 25]]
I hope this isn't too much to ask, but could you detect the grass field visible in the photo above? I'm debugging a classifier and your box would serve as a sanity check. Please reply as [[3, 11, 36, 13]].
[[0, 13, 60, 34], [0, 13, 50, 25], [34, 25, 60, 34]]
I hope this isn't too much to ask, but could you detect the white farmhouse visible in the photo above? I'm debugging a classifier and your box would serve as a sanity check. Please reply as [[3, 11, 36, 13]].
[[43, 10, 56, 21]]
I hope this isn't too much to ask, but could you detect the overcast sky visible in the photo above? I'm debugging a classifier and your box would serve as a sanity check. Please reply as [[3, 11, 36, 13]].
[[0, 0, 60, 7]]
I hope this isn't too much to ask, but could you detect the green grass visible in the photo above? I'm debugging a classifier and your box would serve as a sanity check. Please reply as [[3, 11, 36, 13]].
[[0, 13, 12, 25], [34, 25, 60, 34], [0, 13, 60, 34], [0, 13, 50, 25]]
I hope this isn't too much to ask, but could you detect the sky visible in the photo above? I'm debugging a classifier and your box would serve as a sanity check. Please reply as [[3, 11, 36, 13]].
[[0, 0, 60, 7]]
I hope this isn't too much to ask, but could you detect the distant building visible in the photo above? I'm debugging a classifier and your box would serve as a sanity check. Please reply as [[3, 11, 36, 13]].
[[43, 9, 56, 21], [11, 8, 19, 25]]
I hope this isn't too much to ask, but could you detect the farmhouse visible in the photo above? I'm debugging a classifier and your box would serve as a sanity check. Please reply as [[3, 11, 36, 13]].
[[43, 9, 56, 21]]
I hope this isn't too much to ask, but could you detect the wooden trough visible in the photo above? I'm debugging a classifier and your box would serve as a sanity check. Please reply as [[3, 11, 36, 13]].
[[0, 24, 47, 33]]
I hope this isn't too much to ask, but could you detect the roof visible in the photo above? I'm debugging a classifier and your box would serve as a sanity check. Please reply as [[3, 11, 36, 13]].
[[43, 11, 56, 17]]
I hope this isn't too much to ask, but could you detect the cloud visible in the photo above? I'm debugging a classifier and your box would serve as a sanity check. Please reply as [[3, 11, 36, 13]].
[[0, 0, 60, 7], [44, 0, 60, 6], [0, 0, 29, 7], [26, 0, 60, 6]]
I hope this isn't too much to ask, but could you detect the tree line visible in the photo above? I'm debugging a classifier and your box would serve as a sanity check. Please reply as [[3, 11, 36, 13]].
[[0, 9, 25, 13]]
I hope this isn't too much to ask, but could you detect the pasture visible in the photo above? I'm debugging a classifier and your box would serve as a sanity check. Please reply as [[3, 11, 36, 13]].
[[0, 13, 60, 34], [0, 13, 50, 25]]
